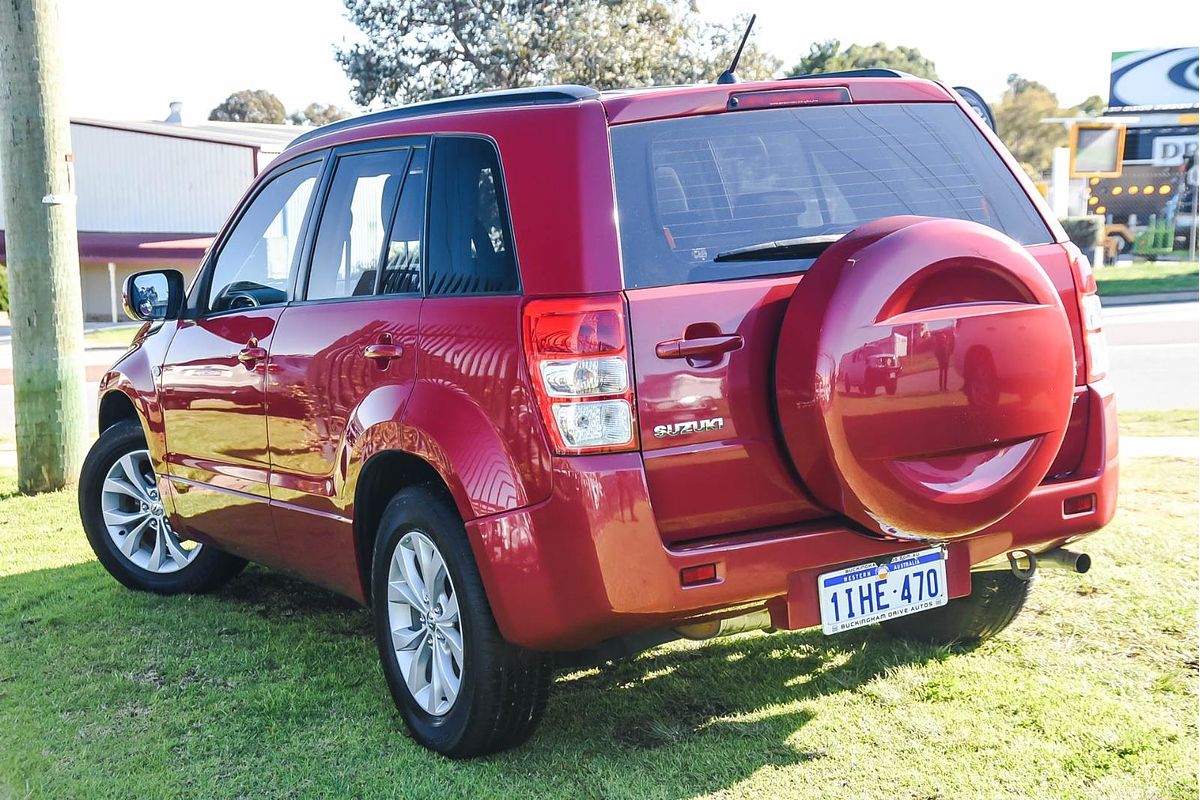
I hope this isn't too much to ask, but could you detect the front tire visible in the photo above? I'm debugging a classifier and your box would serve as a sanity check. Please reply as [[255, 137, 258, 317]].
[[79, 419, 246, 594], [882, 569, 1033, 645], [371, 486, 551, 757]]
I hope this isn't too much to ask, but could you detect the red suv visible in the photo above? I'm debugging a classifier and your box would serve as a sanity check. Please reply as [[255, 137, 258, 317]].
[[79, 73, 1118, 757]]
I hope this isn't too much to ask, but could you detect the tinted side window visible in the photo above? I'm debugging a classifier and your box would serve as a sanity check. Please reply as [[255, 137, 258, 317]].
[[426, 137, 518, 295], [207, 160, 320, 312], [307, 148, 410, 300], [380, 147, 427, 295]]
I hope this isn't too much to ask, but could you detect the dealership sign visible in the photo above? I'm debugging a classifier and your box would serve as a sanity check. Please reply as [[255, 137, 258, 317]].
[[1151, 135, 1198, 166], [1109, 47, 1199, 109]]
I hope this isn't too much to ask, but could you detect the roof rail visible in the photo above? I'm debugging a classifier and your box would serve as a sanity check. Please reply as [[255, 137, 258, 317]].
[[785, 68, 913, 81], [289, 85, 600, 148]]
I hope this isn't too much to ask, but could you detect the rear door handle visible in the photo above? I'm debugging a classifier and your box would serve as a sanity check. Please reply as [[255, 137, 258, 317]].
[[237, 344, 267, 364], [363, 343, 404, 361], [655, 334, 744, 360]]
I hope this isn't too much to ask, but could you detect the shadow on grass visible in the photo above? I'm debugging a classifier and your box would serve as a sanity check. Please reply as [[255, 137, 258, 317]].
[[2, 560, 955, 797]]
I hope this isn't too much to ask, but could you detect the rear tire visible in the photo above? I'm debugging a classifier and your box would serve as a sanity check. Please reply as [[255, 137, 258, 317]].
[[79, 419, 246, 594], [371, 486, 552, 757], [882, 569, 1033, 645]]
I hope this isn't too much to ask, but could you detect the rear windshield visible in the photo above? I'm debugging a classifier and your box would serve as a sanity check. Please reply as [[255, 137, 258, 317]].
[[610, 103, 1051, 288]]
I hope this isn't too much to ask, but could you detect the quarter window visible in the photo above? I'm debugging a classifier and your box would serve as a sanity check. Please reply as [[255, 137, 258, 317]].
[[207, 160, 320, 313], [426, 137, 518, 295], [307, 148, 410, 300], [379, 147, 427, 295]]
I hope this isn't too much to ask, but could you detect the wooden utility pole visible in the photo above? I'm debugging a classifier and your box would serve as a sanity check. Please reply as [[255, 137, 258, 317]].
[[0, 0, 88, 493]]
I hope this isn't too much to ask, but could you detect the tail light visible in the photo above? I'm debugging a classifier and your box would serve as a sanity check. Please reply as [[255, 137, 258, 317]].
[[522, 295, 638, 455], [1071, 249, 1108, 382]]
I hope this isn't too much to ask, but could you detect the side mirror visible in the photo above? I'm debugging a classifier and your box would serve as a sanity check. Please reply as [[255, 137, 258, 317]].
[[122, 269, 186, 322]]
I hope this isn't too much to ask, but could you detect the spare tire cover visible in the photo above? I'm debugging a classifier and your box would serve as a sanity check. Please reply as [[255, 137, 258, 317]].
[[775, 216, 1074, 540]]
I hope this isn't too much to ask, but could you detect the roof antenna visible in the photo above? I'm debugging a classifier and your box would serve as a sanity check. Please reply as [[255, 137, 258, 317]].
[[716, 14, 756, 85]]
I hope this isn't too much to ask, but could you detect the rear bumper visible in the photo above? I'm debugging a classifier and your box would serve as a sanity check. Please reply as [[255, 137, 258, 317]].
[[466, 380, 1118, 651]]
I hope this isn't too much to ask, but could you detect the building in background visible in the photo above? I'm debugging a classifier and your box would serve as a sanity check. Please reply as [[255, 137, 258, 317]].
[[0, 110, 300, 320]]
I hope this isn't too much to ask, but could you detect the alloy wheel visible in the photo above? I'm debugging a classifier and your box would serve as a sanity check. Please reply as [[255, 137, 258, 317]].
[[386, 530, 464, 716], [100, 449, 200, 573]]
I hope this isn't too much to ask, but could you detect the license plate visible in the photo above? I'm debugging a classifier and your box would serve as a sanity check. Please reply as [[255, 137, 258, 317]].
[[818, 547, 948, 635]]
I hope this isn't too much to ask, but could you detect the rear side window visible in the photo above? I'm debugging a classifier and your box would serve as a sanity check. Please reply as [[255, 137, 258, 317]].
[[611, 103, 1050, 288], [426, 137, 519, 295], [306, 148, 410, 300]]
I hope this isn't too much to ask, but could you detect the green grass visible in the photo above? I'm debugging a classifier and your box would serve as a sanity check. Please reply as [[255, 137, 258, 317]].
[[1, 464, 1196, 799], [81, 325, 141, 349], [1095, 261, 1198, 297], [1120, 409, 1200, 438]]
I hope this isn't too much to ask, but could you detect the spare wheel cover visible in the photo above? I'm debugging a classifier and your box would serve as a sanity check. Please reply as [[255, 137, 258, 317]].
[[775, 216, 1074, 540]]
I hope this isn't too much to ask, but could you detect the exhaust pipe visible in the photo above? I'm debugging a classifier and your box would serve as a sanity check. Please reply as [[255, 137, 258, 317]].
[[1007, 547, 1091, 580], [1037, 547, 1091, 574], [674, 609, 773, 641]]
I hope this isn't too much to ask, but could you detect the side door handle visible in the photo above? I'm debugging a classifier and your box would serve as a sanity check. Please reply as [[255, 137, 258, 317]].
[[237, 343, 268, 364], [655, 333, 744, 360], [363, 343, 404, 360]]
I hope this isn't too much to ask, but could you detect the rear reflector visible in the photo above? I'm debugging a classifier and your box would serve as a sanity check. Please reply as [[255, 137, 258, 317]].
[[681, 563, 718, 586], [1063, 494, 1096, 516], [728, 87, 852, 111], [1071, 248, 1108, 383]]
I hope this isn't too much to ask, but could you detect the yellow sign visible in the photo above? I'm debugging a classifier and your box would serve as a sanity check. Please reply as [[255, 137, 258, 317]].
[[1070, 122, 1126, 178]]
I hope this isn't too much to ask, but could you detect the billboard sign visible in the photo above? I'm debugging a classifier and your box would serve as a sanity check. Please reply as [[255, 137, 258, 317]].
[[1109, 47, 1199, 109]]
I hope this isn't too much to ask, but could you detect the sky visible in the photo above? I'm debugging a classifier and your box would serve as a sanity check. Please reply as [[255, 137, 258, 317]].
[[59, 0, 1193, 123]]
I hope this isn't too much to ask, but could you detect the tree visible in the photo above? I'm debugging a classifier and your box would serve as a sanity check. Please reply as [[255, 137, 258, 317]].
[[337, 0, 781, 106], [288, 103, 351, 127], [789, 39, 938, 80], [0, 0, 89, 493], [993, 74, 1069, 178], [1072, 95, 1106, 116], [209, 90, 287, 124]]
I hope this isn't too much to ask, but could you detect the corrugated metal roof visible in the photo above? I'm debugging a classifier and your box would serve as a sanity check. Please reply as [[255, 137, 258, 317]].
[[71, 118, 303, 150]]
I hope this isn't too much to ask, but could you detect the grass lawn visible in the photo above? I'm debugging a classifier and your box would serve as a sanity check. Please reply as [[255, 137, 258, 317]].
[[81, 325, 141, 349], [1, 456, 1196, 797], [1120, 409, 1200, 438], [1095, 261, 1198, 297]]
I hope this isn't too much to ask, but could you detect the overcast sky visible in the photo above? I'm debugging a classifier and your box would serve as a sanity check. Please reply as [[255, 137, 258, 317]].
[[59, 0, 1191, 122]]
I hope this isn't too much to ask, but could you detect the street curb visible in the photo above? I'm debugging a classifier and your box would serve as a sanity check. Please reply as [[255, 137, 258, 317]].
[[1100, 290, 1198, 307]]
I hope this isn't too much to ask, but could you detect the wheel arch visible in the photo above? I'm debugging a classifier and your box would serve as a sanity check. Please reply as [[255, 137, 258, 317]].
[[352, 448, 459, 606], [98, 388, 140, 434]]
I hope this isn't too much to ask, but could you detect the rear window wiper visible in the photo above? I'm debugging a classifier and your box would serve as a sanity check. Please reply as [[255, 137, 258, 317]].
[[713, 233, 845, 263]]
